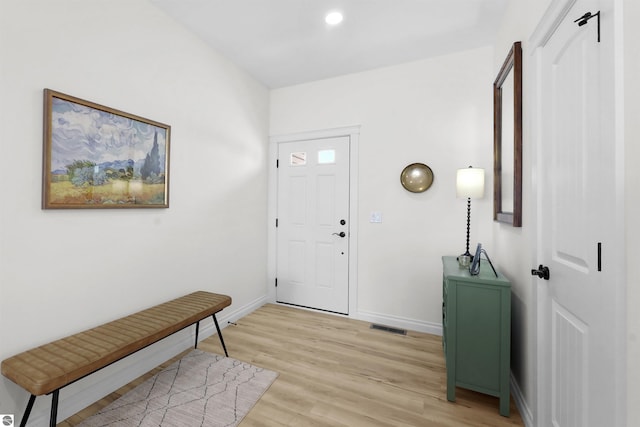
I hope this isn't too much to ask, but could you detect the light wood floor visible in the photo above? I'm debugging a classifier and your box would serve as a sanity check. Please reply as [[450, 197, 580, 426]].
[[61, 303, 524, 426]]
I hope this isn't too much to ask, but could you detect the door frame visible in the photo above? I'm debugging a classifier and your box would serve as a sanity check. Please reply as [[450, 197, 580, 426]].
[[529, 0, 626, 424], [267, 126, 360, 316]]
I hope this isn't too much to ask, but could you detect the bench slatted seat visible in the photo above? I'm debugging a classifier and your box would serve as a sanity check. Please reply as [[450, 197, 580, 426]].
[[1, 291, 231, 427]]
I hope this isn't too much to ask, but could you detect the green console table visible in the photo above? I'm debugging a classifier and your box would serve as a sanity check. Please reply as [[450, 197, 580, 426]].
[[442, 255, 511, 416]]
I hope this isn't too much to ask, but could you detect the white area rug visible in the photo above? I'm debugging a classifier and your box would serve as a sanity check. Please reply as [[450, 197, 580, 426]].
[[78, 349, 277, 427]]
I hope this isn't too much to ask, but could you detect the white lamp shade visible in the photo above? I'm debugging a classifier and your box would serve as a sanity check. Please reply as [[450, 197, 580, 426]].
[[456, 167, 485, 198]]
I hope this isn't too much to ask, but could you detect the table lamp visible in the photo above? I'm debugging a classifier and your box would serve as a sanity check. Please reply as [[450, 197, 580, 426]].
[[456, 166, 485, 260]]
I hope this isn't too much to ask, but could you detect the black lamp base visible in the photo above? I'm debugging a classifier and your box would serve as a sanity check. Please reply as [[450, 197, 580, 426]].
[[461, 197, 473, 260]]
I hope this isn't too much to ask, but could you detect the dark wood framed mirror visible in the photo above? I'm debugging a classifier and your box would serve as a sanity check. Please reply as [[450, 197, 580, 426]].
[[493, 41, 522, 227]]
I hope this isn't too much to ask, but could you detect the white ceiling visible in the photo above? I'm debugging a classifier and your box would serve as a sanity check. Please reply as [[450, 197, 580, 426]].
[[150, 0, 508, 88]]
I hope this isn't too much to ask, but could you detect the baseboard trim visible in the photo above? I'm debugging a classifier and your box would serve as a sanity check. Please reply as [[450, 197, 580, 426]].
[[24, 296, 268, 427], [221, 295, 269, 326], [355, 309, 442, 336], [510, 373, 534, 427]]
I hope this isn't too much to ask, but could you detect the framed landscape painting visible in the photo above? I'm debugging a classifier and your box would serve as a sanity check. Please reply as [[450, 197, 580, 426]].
[[42, 89, 170, 209]]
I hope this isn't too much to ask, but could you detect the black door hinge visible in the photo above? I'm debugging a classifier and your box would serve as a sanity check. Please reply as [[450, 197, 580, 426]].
[[275, 218, 278, 227], [575, 11, 600, 42], [276, 159, 279, 168], [275, 278, 278, 287]]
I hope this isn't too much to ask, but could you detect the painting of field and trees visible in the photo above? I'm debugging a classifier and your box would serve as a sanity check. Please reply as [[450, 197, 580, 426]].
[[42, 89, 170, 209]]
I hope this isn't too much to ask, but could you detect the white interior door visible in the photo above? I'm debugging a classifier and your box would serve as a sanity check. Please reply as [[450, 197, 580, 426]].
[[534, 0, 620, 425], [276, 136, 350, 314]]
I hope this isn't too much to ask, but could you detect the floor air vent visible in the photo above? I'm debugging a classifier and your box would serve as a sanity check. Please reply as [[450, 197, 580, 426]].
[[370, 324, 407, 335]]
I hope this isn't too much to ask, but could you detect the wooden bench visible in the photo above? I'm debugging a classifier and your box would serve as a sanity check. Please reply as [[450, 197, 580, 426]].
[[1, 291, 231, 427]]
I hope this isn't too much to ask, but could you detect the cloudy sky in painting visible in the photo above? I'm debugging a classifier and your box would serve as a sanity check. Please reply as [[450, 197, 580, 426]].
[[50, 97, 167, 172]]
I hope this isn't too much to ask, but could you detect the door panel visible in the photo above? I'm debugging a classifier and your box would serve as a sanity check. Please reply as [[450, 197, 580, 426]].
[[549, 19, 597, 277], [536, 0, 618, 425], [552, 301, 588, 426], [276, 136, 350, 314]]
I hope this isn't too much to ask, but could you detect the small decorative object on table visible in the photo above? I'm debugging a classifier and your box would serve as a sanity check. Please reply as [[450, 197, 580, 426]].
[[469, 243, 498, 277], [458, 255, 471, 268]]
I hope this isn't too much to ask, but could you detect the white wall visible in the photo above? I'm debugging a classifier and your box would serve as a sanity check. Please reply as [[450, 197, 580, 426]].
[[270, 46, 495, 332], [0, 0, 269, 423], [491, 1, 551, 425]]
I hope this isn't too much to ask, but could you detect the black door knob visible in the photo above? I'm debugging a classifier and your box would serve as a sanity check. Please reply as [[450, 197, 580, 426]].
[[531, 265, 550, 280], [332, 231, 346, 238]]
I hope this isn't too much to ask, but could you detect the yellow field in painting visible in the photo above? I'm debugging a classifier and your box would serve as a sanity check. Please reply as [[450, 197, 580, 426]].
[[49, 180, 166, 205]]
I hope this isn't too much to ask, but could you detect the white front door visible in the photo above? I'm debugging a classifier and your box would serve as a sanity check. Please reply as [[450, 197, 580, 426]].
[[276, 136, 350, 314], [533, 0, 621, 425]]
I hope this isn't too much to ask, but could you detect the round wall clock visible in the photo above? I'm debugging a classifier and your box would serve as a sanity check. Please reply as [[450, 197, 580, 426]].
[[400, 163, 434, 193]]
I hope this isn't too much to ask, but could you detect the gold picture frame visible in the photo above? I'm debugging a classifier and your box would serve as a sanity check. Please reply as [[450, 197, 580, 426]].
[[42, 89, 170, 209]]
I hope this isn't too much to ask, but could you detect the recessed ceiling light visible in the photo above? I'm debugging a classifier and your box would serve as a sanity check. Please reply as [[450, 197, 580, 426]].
[[325, 11, 344, 26]]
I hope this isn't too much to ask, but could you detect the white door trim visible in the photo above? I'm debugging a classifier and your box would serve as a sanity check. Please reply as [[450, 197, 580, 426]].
[[530, 0, 577, 49], [267, 126, 360, 316]]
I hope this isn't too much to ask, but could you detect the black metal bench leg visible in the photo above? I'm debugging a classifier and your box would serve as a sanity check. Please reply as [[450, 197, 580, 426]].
[[19, 394, 36, 427], [195, 320, 200, 349], [212, 313, 228, 357], [50, 390, 59, 427]]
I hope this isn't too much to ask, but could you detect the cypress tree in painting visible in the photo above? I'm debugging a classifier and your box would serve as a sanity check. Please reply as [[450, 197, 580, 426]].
[[141, 131, 161, 180]]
